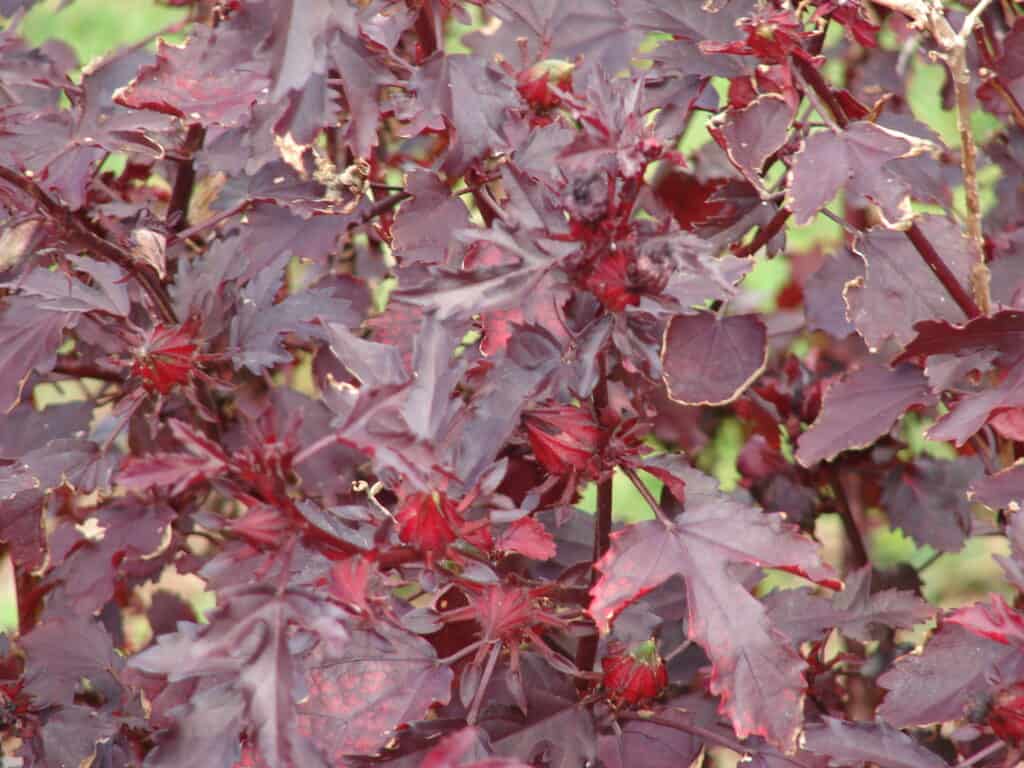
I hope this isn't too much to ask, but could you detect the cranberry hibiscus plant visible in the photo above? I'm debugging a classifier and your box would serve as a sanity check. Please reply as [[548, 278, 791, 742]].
[[2, 0, 1024, 765]]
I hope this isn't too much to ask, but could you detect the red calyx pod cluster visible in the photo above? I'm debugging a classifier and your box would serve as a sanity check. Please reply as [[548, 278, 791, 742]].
[[601, 639, 668, 705]]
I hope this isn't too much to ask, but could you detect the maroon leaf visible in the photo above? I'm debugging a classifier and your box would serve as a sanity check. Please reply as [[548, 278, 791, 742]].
[[229, 258, 356, 373], [0, 298, 70, 412], [490, 702, 597, 768], [708, 94, 794, 194], [795, 360, 937, 467], [661, 312, 768, 406], [786, 122, 925, 226], [878, 623, 1024, 727], [971, 462, 1024, 510], [590, 466, 834, 748], [845, 216, 973, 349], [947, 594, 1024, 647], [298, 623, 453, 759], [21, 615, 124, 707], [144, 685, 245, 768], [803, 717, 949, 768], [928, 357, 1024, 446], [804, 248, 864, 339], [114, 26, 270, 126], [881, 457, 982, 552], [133, 586, 350, 766], [421, 727, 531, 768], [6, 257, 131, 316], [118, 451, 227, 495], [764, 566, 932, 645], [392, 171, 470, 266], [465, 0, 642, 77], [898, 310, 1024, 362], [403, 55, 515, 175]]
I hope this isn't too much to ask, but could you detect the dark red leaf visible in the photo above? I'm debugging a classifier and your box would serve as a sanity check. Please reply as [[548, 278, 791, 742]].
[[590, 466, 834, 748], [0, 298, 70, 412], [878, 623, 1024, 727], [795, 360, 937, 467], [765, 565, 932, 644], [898, 310, 1024, 362], [661, 312, 767, 406], [786, 122, 926, 227], [929, 357, 1024, 446], [114, 27, 270, 126], [802, 717, 949, 768], [845, 217, 973, 350], [882, 457, 982, 552]]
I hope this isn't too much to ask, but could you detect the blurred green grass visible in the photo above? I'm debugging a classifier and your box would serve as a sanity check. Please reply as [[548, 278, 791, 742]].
[[18, 0, 186, 64]]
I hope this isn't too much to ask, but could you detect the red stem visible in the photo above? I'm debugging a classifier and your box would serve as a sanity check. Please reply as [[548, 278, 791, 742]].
[[829, 467, 869, 571], [166, 124, 205, 232], [575, 364, 613, 678], [53, 360, 126, 383], [790, 55, 982, 320], [905, 222, 982, 318], [732, 209, 791, 258]]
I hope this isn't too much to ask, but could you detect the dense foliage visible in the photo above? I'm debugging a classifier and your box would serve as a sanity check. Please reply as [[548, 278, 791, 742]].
[[2, 0, 1024, 765]]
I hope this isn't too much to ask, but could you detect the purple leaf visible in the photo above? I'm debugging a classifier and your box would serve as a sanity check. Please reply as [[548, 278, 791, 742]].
[[796, 360, 937, 467], [661, 312, 767, 406], [765, 566, 932, 644], [0, 297, 70, 412], [22, 615, 124, 707], [803, 717, 949, 768], [878, 623, 1024, 727], [708, 94, 794, 195], [786, 122, 925, 227], [590, 466, 835, 749], [845, 217, 973, 350], [881, 457, 983, 552]]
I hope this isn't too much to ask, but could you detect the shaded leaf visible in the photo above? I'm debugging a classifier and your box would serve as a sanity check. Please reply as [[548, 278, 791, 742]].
[[803, 717, 949, 768], [765, 566, 932, 644], [882, 457, 982, 552], [878, 623, 1024, 727]]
